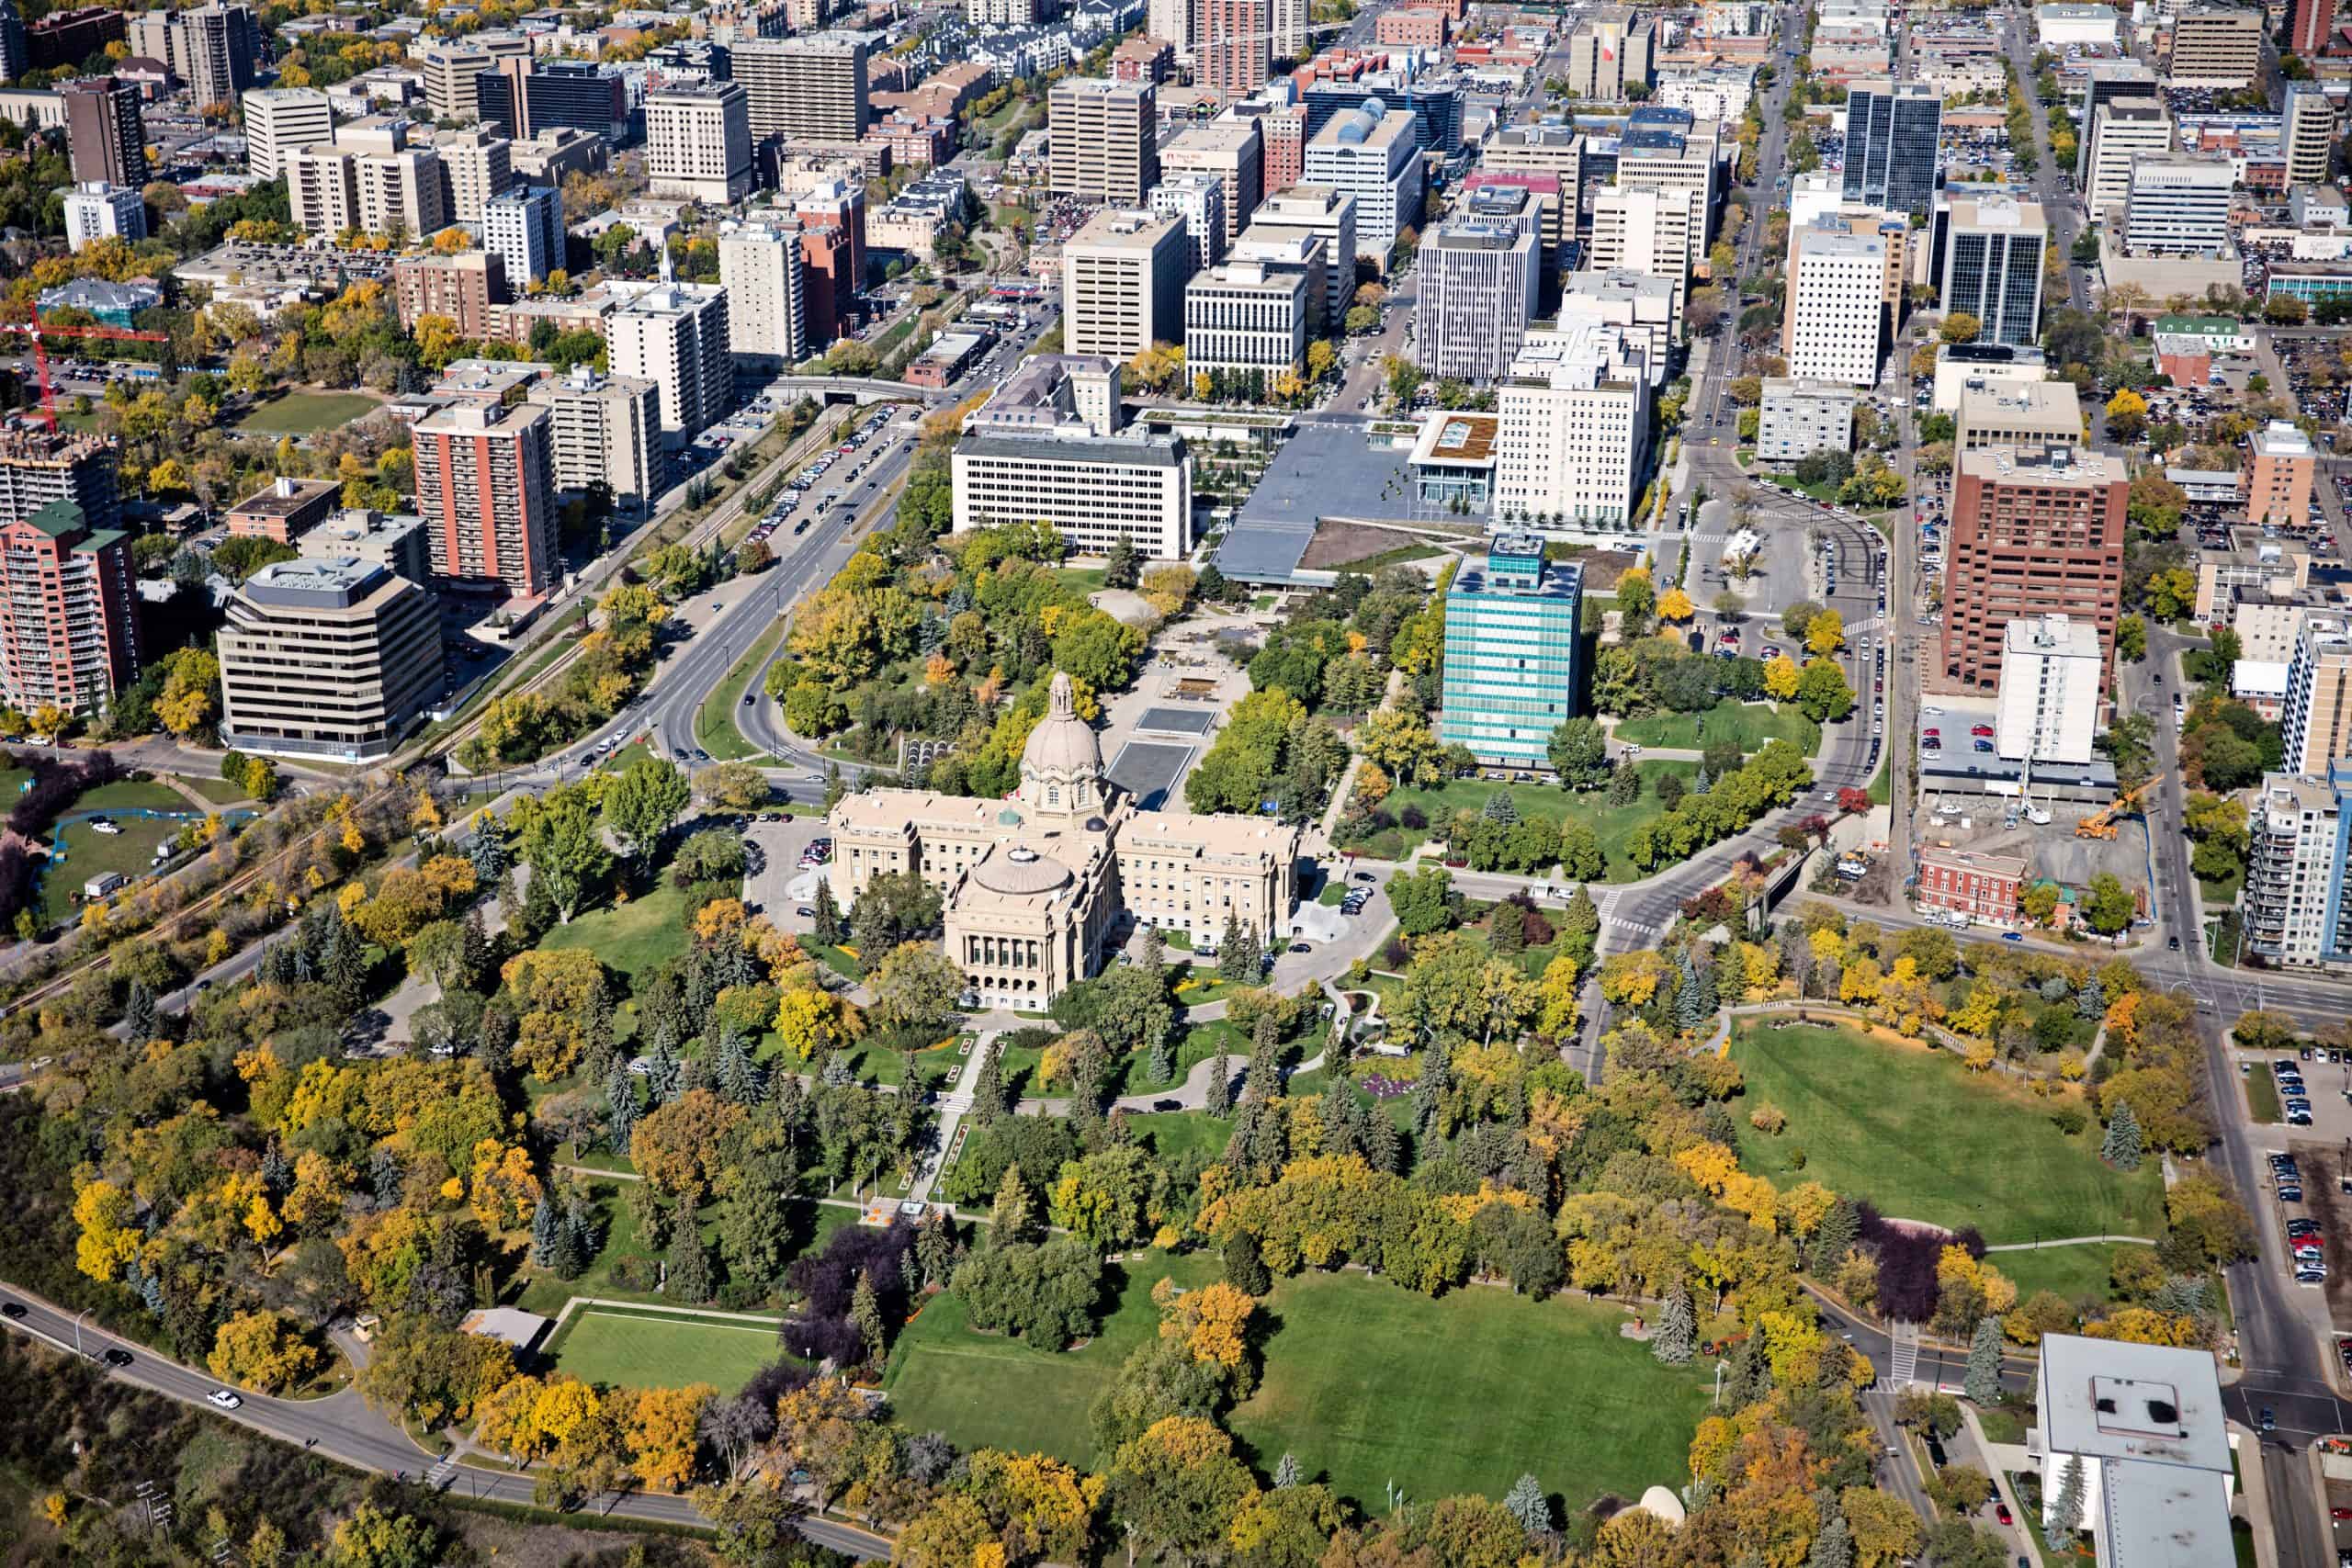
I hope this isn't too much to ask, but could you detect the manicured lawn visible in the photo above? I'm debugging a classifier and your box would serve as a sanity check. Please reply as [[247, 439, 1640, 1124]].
[[1057, 567, 1108, 593], [2244, 1062, 2281, 1124], [1613, 699, 1821, 757], [174, 773, 251, 805], [1128, 1110, 1231, 1165], [1728, 1023, 2165, 1244], [536, 881, 693, 989], [1996, 1241, 2126, 1308], [235, 389, 384, 434], [695, 619, 787, 763], [1344, 762, 1699, 881], [1869, 757, 1891, 806], [34, 779, 214, 926], [884, 1253, 1710, 1513], [2197, 862, 2244, 907], [548, 1305, 787, 1393]]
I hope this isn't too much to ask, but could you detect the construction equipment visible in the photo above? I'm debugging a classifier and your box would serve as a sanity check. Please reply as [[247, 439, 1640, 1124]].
[[2076, 772, 2165, 840], [0, 311, 171, 430]]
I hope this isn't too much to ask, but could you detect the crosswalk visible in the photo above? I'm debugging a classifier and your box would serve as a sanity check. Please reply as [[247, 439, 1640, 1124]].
[[1889, 1322, 1921, 1386]]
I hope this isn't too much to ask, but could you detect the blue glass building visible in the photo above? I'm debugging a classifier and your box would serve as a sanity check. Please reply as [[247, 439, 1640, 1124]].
[[1437, 534, 1582, 769]]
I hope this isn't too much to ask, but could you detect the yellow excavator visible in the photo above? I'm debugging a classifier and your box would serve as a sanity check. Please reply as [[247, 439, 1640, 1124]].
[[2076, 772, 2165, 840]]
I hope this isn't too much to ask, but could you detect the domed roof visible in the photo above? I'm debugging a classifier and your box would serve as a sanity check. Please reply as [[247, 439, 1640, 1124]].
[[972, 843, 1073, 897], [1634, 1487, 1687, 1527], [1022, 671, 1103, 779]]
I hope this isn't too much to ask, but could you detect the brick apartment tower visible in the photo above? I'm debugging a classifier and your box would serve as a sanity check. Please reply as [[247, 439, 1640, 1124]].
[[410, 401, 558, 599], [0, 500, 137, 717], [1940, 445, 2128, 690], [2291, 0, 2336, 55]]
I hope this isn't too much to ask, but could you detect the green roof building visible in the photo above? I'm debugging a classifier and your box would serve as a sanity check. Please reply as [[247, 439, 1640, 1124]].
[[1437, 534, 1582, 769]]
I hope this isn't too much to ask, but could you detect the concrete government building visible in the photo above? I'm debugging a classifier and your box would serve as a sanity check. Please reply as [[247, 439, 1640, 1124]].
[[827, 673, 1300, 1010]]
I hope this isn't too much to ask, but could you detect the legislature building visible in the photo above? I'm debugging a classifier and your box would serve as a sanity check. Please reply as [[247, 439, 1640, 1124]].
[[827, 672, 1301, 1010]]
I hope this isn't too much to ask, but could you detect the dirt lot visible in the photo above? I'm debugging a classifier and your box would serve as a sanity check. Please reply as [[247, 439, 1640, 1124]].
[[2283, 1135, 2352, 1328], [1297, 518, 1471, 571]]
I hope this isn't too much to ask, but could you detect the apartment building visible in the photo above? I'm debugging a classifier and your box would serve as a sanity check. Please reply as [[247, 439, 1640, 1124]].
[[0, 498, 136, 717], [434, 128, 514, 224], [607, 282, 732, 446], [645, 83, 752, 205], [410, 400, 558, 599], [483, 185, 563, 288], [1416, 220, 1539, 381], [1994, 613, 2102, 762], [1756, 379, 1858, 464], [129, 4, 259, 110], [0, 429, 118, 534], [1493, 321, 1653, 527], [62, 184, 142, 253], [392, 251, 508, 337], [1061, 209, 1189, 360], [525, 366, 667, 518], [733, 34, 871, 144], [2284, 85, 2335, 191], [718, 220, 809, 372], [218, 558, 445, 762], [2243, 764, 2352, 968], [1940, 445, 2128, 689], [1199, 0, 1271, 103], [243, 88, 334, 181], [1783, 222, 1888, 386], [61, 78, 147, 190], [2244, 421, 2316, 528], [2282, 613, 2352, 774], [227, 476, 341, 544], [1048, 78, 1159, 205], [1438, 535, 1583, 769]]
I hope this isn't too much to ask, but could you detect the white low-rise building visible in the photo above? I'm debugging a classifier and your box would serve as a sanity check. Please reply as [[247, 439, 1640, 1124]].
[[1755, 378, 1857, 465], [1995, 613, 2101, 763], [2030, 1336, 2233, 1566]]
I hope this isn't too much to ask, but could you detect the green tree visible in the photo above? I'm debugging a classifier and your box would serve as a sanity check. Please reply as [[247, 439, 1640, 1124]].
[[2102, 1100, 2143, 1170], [1385, 866, 1457, 937], [520, 786, 613, 923], [1652, 1286, 1696, 1367], [1963, 1315, 2004, 1404], [602, 752, 690, 868], [2082, 872, 2135, 935], [2115, 614, 2147, 662], [1546, 717, 1609, 788]]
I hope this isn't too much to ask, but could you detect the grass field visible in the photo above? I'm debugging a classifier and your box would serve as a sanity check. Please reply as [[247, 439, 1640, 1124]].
[[536, 881, 694, 990], [173, 774, 251, 805], [695, 619, 787, 762], [1127, 1110, 1231, 1166], [1996, 1241, 2128, 1308], [34, 779, 208, 926], [514, 1180, 854, 1317], [235, 389, 384, 435], [1613, 699, 1821, 757], [1869, 757, 1891, 806], [548, 1305, 787, 1393], [1343, 761, 1699, 880], [885, 1253, 1707, 1511], [1729, 1023, 2165, 1244], [2244, 1062, 2281, 1124]]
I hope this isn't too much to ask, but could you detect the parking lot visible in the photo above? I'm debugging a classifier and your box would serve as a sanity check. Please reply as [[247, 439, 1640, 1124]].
[[739, 405, 904, 556]]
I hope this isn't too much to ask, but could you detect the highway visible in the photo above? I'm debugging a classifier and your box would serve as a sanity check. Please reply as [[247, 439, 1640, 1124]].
[[0, 1281, 890, 1558]]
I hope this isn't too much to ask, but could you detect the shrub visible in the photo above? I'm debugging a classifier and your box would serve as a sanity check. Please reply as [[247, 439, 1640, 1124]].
[[1749, 1104, 1788, 1134], [2050, 1104, 2088, 1135]]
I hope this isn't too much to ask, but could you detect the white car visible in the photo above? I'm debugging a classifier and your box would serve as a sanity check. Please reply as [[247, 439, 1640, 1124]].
[[207, 1388, 242, 1409], [88, 818, 120, 836]]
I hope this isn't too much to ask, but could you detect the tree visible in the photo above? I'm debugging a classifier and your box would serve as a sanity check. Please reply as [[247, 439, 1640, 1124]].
[[1547, 717, 1609, 788], [603, 752, 690, 866], [990, 1162, 1038, 1245], [1795, 659, 1857, 723], [1963, 1315, 2004, 1404], [1805, 608, 1846, 657], [2082, 872, 2135, 936], [2050, 1454, 2086, 1536], [1385, 866, 1457, 937], [519, 786, 612, 923], [2115, 614, 2147, 662], [1652, 1286, 1696, 1367], [209, 1309, 322, 1394], [870, 942, 965, 1031], [1807, 1515, 1855, 1568], [1763, 653, 1801, 701], [2103, 1100, 2143, 1170], [1939, 312, 1983, 345], [1107, 1416, 1259, 1565], [1105, 534, 1140, 589], [1503, 1473, 1550, 1536], [1657, 587, 1696, 624]]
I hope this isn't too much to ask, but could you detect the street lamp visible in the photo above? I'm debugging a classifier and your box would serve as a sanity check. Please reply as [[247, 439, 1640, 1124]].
[[74, 1307, 91, 1359]]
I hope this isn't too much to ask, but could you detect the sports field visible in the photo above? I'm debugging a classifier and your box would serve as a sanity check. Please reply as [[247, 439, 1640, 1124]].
[[235, 389, 385, 435], [548, 1306, 786, 1392]]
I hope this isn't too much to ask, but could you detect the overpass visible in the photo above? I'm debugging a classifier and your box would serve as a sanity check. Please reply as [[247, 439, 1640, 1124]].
[[784, 375, 950, 407]]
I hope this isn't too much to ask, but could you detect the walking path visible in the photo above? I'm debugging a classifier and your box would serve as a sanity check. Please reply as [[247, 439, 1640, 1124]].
[[1981, 1234, 2154, 1252], [548, 1295, 786, 1333]]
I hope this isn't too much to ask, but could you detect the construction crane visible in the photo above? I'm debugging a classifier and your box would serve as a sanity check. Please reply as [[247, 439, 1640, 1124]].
[[0, 312, 172, 430], [2076, 772, 2166, 840]]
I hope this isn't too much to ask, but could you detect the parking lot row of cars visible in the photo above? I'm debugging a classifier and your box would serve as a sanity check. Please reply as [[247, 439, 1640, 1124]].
[[2268, 1148, 2330, 1286]]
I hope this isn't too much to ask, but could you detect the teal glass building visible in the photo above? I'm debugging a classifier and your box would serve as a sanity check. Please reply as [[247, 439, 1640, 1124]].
[[1437, 533, 1582, 769]]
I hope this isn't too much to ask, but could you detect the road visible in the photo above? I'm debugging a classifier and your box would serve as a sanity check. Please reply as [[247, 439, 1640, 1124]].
[[1996, 17, 2092, 314], [0, 1281, 890, 1558]]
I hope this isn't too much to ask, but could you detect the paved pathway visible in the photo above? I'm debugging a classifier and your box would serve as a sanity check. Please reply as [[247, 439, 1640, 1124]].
[[1981, 1235, 2154, 1253]]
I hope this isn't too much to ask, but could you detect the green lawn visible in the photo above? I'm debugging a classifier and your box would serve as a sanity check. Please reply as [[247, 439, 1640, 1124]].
[[35, 779, 213, 926], [886, 1254, 1709, 1513], [548, 1305, 787, 1393], [235, 389, 385, 435], [1128, 1110, 1232, 1166], [1613, 699, 1821, 757], [173, 774, 251, 806], [1728, 1023, 2165, 1244], [1057, 567, 1109, 593], [536, 881, 694, 989], [2244, 1062, 2281, 1124], [514, 1179, 854, 1317], [695, 619, 787, 763], [2197, 861, 2245, 907], [1996, 1242, 2127, 1309], [1344, 762, 1699, 881], [1868, 756, 1891, 806]]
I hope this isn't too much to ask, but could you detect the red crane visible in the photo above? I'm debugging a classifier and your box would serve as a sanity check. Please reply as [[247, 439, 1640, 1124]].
[[0, 312, 172, 430]]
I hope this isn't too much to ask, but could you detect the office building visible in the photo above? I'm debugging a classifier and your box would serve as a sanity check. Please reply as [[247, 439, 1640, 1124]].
[[961, 354, 1126, 442], [2165, 6, 2264, 87], [0, 0, 23, 83], [2122, 155, 2233, 256], [1841, 79, 1941, 218], [0, 498, 135, 718], [645, 83, 752, 205], [1481, 125, 1580, 255], [2073, 60, 2159, 183], [420, 43, 518, 124], [525, 366, 667, 517], [432, 128, 512, 225], [61, 78, 146, 190], [1199, 0, 1271, 102], [1160, 118, 1263, 244], [296, 509, 432, 589], [2292, 0, 2337, 54], [1917, 848, 2029, 923], [218, 558, 445, 762], [733, 34, 871, 145], [1615, 108, 1723, 208], [1416, 221, 1539, 381], [484, 185, 562, 288], [1941, 445, 2128, 689], [1408, 411, 1498, 511], [1783, 220, 1889, 386], [2243, 764, 2352, 968], [953, 430, 1192, 557], [1048, 79, 1159, 206], [1494, 322, 1652, 527], [2281, 612, 2352, 774], [477, 60, 629, 144], [1061, 209, 1189, 360], [410, 400, 558, 599], [1147, 0, 1192, 52], [62, 183, 143, 253], [2283, 85, 2335, 191], [1756, 379, 1858, 464], [1995, 614, 2102, 762], [2244, 421, 2316, 528], [1149, 173, 1227, 272], [1303, 106, 1421, 265], [718, 220, 809, 371], [2084, 96, 2173, 220], [228, 476, 342, 545], [392, 251, 508, 337], [1566, 10, 1655, 99], [1938, 194, 2046, 347], [1953, 378, 2084, 451], [2031, 1335, 2235, 1562], [1249, 186, 1357, 325], [1225, 228, 1329, 335], [1438, 535, 1583, 769], [609, 282, 731, 446], [1590, 182, 1707, 327], [243, 88, 334, 181], [1184, 258, 1309, 377], [129, 3, 257, 111]]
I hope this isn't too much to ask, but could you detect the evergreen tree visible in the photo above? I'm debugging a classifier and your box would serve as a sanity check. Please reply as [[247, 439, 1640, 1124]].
[[260, 1140, 292, 1195], [989, 1162, 1037, 1245], [915, 1214, 955, 1287], [2051, 1454, 2086, 1535], [1489, 903, 1524, 958], [1148, 1031, 1175, 1087], [1318, 1075, 1362, 1158], [2075, 975, 2105, 1020], [1204, 1049, 1233, 1116], [1236, 922, 1262, 980], [813, 880, 845, 944], [123, 979, 155, 1041], [1692, 951, 1720, 1017], [850, 1269, 888, 1366], [605, 1062, 639, 1155], [1964, 1315, 2005, 1405], [1672, 950, 1706, 1034], [1693, 764, 1713, 795], [459, 907, 493, 992], [556, 1193, 595, 1279], [667, 1205, 714, 1303], [716, 1030, 763, 1105], [1143, 923, 1167, 980], [1606, 762, 1641, 805], [1104, 535, 1141, 589], [1810, 1197, 1860, 1270], [1218, 914, 1247, 980], [1250, 1010, 1280, 1079], [646, 1033, 684, 1105], [529, 1194, 560, 1267], [821, 1051, 854, 1089], [1483, 789, 1518, 825], [469, 827, 507, 882], [969, 1045, 1004, 1130], [1503, 1473, 1549, 1535], [1224, 1229, 1272, 1294], [138, 1270, 165, 1317], [1272, 1452, 1301, 1489], [2102, 1100, 2143, 1170], [368, 1145, 405, 1210], [1652, 1286, 1697, 1367], [1561, 885, 1601, 961], [1805, 1514, 1854, 1568], [1363, 1106, 1403, 1174]]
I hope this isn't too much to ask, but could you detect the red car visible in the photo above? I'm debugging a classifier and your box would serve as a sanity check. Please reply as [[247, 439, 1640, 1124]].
[[1923, 728, 1941, 738], [1995, 1502, 2013, 1526], [1971, 724, 1994, 738], [2334, 1507, 2352, 1522]]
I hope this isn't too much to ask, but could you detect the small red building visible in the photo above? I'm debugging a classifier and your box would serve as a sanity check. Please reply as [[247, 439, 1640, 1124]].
[[1917, 847, 2027, 923]]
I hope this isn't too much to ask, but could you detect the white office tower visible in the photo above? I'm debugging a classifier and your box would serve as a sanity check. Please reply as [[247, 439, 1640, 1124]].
[[1784, 220, 1888, 386], [482, 184, 562, 287], [1994, 614, 2102, 763], [62, 183, 145, 252], [2083, 96, 2172, 220], [1303, 106, 1421, 265], [243, 87, 334, 181], [1148, 173, 1227, 272], [718, 220, 810, 372], [1589, 182, 1706, 327], [645, 82, 753, 205], [1183, 258, 1309, 377], [608, 282, 732, 446], [1416, 221, 1539, 382], [2121, 155, 2233, 256], [526, 366, 667, 517], [1494, 322, 1654, 528]]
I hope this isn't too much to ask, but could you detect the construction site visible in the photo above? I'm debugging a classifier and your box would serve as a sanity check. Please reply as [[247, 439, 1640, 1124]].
[[1911, 773, 2164, 933]]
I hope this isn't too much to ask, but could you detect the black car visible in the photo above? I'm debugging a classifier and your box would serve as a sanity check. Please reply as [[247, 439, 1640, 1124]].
[[1151, 1099, 1182, 1112], [101, 1348, 132, 1367], [0, 1302, 24, 1319]]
